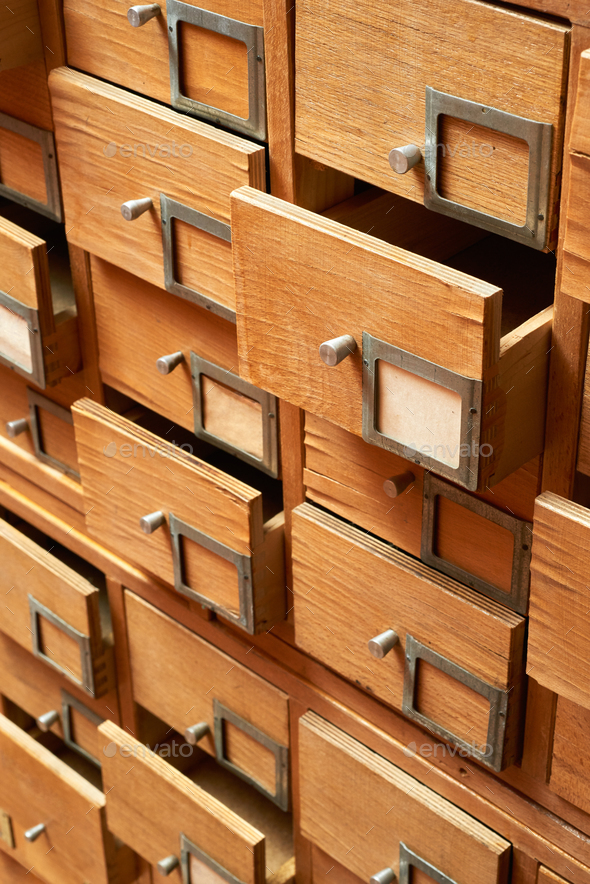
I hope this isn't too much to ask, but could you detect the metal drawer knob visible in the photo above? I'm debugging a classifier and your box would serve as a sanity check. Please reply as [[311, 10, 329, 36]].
[[370, 869, 396, 884], [319, 334, 357, 367], [157, 855, 180, 876], [156, 351, 185, 375], [121, 198, 153, 221], [6, 418, 29, 437], [139, 511, 166, 534], [127, 3, 161, 26], [383, 471, 415, 498], [184, 721, 211, 745], [36, 710, 60, 732], [388, 144, 422, 174], [24, 823, 46, 842], [368, 629, 399, 659]]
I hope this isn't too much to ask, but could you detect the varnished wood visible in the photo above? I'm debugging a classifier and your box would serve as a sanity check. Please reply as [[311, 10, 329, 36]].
[[0, 0, 43, 72], [548, 696, 590, 815]]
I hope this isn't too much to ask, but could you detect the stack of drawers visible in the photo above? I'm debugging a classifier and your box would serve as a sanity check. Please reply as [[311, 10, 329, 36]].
[[1, 0, 590, 882]]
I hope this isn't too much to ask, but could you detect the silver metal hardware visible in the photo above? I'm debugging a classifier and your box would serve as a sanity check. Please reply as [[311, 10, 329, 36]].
[[184, 721, 210, 745], [157, 855, 180, 876], [319, 334, 357, 366], [190, 352, 279, 477], [370, 869, 396, 884], [127, 3, 161, 26], [362, 332, 482, 491], [0, 809, 14, 849], [27, 389, 81, 480], [36, 710, 60, 732], [0, 290, 45, 386], [61, 690, 104, 767], [6, 418, 29, 437], [0, 112, 62, 221], [402, 634, 508, 771], [169, 513, 255, 633], [157, 351, 185, 375], [139, 511, 166, 534], [399, 843, 458, 884], [29, 595, 95, 696], [160, 194, 235, 322], [166, 0, 266, 140], [383, 471, 415, 498], [421, 473, 532, 614], [213, 699, 290, 811], [121, 197, 153, 221], [180, 833, 243, 884], [24, 823, 46, 842], [389, 144, 421, 174], [368, 629, 399, 659], [424, 87, 552, 249]]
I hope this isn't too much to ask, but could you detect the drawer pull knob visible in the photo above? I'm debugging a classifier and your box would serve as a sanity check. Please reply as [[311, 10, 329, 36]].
[[184, 721, 211, 745], [156, 351, 185, 375], [157, 855, 180, 876], [127, 3, 161, 26], [388, 144, 422, 174], [139, 511, 166, 534], [121, 197, 153, 221], [368, 629, 399, 659], [370, 869, 396, 884], [383, 471, 415, 498], [24, 823, 46, 842], [36, 710, 60, 732], [6, 418, 29, 437], [319, 334, 357, 367]]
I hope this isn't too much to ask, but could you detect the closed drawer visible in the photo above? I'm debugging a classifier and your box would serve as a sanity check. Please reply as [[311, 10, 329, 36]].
[[64, 0, 266, 140], [99, 719, 294, 884], [73, 398, 285, 633], [233, 186, 553, 491], [49, 67, 265, 321], [295, 0, 569, 249], [299, 712, 511, 883], [126, 591, 290, 809], [546, 694, 590, 816], [92, 257, 279, 476], [292, 503, 526, 771]]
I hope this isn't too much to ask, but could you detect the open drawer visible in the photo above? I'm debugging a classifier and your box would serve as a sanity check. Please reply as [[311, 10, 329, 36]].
[[232, 185, 554, 491], [299, 712, 511, 884], [99, 719, 293, 883], [292, 503, 526, 771], [73, 398, 285, 633]]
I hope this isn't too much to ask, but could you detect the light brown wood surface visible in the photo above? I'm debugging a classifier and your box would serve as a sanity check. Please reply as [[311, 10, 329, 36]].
[[295, 0, 569, 250], [0, 849, 44, 883], [36, 405, 80, 475], [570, 50, 590, 157], [0, 60, 53, 129], [561, 153, 590, 304], [548, 696, 590, 816], [0, 216, 52, 314], [578, 342, 590, 475], [0, 0, 43, 72], [538, 870, 572, 884], [0, 126, 47, 204], [299, 712, 511, 884]]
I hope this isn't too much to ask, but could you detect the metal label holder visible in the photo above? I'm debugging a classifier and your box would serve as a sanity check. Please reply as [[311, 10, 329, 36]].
[[0, 289, 45, 386], [166, 0, 266, 141], [169, 513, 255, 633], [421, 473, 532, 614], [160, 194, 235, 323], [61, 689, 104, 768], [424, 86, 552, 250], [190, 352, 279, 477], [29, 595, 95, 696], [402, 635, 508, 772], [27, 388, 81, 481], [399, 843, 458, 884], [362, 332, 482, 491], [213, 699, 290, 811], [0, 111, 62, 221], [180, 832, 246, 884]]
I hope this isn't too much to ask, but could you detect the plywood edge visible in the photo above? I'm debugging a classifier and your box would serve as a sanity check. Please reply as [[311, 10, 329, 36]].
[[0, 435, 84, 512], [534, 489, 590, 529]]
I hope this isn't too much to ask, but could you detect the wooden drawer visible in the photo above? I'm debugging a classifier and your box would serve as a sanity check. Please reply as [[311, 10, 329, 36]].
[[0, 514, 114, 698], [295, 0, 569, 250], [0, 0, 43, 73], [0, 714, 135, 884], [73, 398, 285, 633], [126, 591, 290, 809], [92, 257, 279, 476], [99, 719, 293, 884], [545, 694, 590, 816], [49, 66, 265, 321], [64, 0, 266, 140], [0, 850, 44, 883], [299, 712, 511, 883], [232, 186, 553, 492], [292, 503, 526, 771]]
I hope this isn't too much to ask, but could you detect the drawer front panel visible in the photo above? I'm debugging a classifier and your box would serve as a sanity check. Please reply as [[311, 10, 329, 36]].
[[0, 850, 44, 883], [562, 153, 590, 304], [548, 695, 590, 816], [299, 712, 511, 884]]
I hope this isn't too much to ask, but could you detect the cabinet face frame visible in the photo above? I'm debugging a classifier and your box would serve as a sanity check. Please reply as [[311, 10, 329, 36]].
[[27, 388, 80, 481], [0, 111, 62, 221]]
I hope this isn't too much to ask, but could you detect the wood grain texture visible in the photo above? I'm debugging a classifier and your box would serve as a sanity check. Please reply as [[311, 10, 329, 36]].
[[570, 50, 590, 157], [0, 126, 47, 203], [0, 59, 53, 129], [0, 0, 42, 74], [561, 153, 590, 304], [295, 0, 569, 249], [578, 343, 590, 475], [299, 712, 511, 884], [519, 678, 557, 785], [0, 216, 52, 315], [0, 849, 44, 883], [539, 869, 573, 884], [548, 696, 590, 815]]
